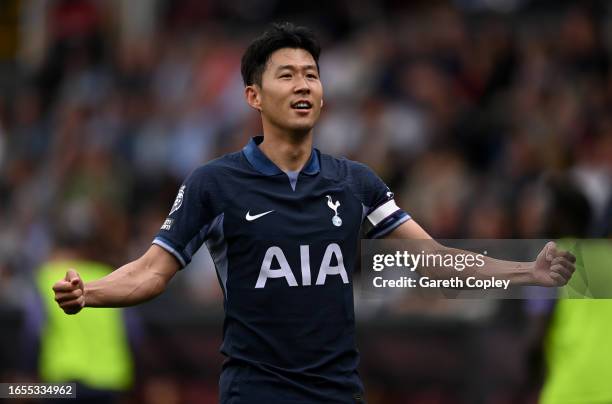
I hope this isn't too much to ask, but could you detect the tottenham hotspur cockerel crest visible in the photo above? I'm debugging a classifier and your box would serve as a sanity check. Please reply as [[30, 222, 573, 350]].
[[326, 195, 342, 227]]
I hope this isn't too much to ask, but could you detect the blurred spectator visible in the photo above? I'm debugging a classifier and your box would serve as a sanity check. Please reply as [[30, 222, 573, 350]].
[[524, 176, 612, 404], [22, 212, 135, 403]]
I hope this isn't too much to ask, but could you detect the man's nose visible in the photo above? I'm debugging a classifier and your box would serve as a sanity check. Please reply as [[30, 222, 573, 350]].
[[294, 75, 310, 93]]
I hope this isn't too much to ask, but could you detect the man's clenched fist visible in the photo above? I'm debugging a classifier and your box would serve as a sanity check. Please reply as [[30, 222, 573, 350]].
[[533, 241, 577, 287], [52, 269, 85, 314]]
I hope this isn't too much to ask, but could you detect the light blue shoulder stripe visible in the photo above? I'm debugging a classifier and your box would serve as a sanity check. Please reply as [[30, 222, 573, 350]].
[[153, 237, 187, 267]]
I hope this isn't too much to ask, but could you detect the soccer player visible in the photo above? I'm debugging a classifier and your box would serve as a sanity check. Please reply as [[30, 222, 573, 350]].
[[52, 23, 576, 403]]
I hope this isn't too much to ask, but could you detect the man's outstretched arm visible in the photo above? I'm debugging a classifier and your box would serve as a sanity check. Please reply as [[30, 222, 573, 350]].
[[52, 245, 180, 314], [385, 219, 576, 287]]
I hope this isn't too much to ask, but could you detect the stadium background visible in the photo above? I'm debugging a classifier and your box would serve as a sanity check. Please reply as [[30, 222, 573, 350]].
[[0, 0, 611, 403]]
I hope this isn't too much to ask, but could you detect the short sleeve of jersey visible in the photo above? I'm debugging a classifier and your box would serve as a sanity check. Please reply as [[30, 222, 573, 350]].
[[346, 161, 411, 239], [152, 166, 220, 268]]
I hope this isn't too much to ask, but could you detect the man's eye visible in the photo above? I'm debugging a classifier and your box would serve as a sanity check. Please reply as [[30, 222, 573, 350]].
[[307, 74, 318, 79], [280, 74, 291, 78]]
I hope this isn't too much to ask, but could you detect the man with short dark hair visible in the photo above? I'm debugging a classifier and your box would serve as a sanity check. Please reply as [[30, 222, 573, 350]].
[[53, 23, 576, 403]]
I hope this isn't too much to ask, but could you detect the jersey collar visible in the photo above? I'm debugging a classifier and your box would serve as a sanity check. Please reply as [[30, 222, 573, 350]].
[[243, 136, 320, 176]]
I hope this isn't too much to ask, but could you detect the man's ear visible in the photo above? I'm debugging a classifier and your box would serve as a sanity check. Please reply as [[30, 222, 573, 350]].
[[245, 85, 262, 111], [320, 99, 324, 108]]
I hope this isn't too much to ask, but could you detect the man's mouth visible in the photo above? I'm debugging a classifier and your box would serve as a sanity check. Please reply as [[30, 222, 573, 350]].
[[291, 100, 313, 110]]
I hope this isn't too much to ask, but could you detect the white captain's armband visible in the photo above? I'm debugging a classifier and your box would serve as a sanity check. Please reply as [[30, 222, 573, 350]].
[[367, 199, 400, 226], [365, 199, 410, 239]]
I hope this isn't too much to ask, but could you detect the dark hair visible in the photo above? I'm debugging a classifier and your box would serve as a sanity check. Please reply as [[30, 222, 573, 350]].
[[544, 175, 592, 238], [241, 22, 321, 86]]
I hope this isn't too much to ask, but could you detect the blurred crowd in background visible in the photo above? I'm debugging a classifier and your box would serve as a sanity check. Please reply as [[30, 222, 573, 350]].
[[0, 0, 611, 403]]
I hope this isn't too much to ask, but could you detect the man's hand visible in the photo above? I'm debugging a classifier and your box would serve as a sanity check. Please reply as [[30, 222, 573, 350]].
[[533, 241, 576, 287], [52, 269, 85, 315]]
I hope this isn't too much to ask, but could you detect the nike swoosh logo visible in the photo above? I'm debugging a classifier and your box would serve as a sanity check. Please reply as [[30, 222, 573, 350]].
[[245, 210, 274, 221]]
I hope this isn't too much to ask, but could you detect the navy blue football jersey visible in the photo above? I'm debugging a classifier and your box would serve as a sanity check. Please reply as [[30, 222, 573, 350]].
[[153, 136, 410, 403]]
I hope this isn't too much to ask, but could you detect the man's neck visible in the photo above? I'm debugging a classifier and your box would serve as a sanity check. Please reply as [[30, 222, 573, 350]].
[[259, 127, 313, 173]]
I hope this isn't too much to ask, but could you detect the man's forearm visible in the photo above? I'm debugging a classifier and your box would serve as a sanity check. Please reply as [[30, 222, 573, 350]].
[[474, 254, 534, 285], [84, 258, 167, 308], [420, 246, 535, 286], [385, 221, 573, 288]]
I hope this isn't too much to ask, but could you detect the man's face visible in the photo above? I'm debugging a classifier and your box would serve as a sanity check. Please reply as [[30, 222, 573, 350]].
[[248, 48, 323, 134]]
